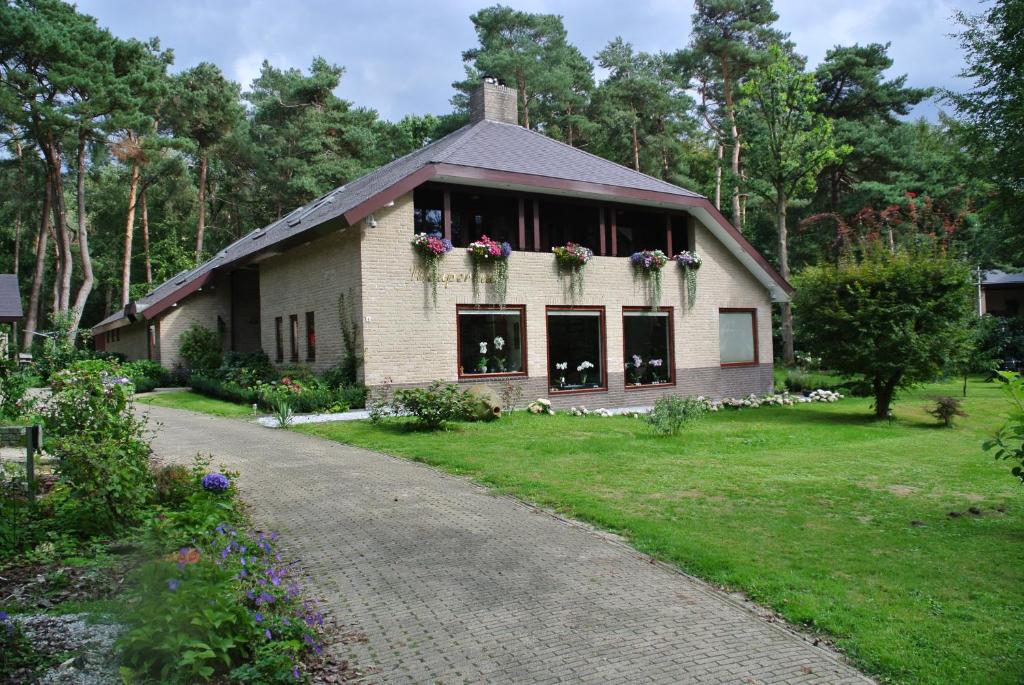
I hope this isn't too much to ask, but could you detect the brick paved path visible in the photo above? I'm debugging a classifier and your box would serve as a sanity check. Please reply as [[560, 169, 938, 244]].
[[145, 404, 872, 684]]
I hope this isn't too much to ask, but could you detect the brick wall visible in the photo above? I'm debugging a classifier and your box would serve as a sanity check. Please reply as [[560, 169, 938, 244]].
[[102, 320, 149, 361], [157, 280, 233, 369], [258, 227, 363, 375], [358, 192, 775, 407]]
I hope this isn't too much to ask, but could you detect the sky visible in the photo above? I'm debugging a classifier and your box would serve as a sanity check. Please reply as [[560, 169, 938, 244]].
[[74, 0, 979, 122]]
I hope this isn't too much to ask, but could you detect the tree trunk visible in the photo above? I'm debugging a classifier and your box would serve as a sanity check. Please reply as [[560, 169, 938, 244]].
[[631, 122, 640, 172], [121, 162, 140, 306], [714, 143, 723, 210], [729, 111, 741, 229], [12, 136, 24, 278], [195, 150, 208, 263], [873, 373, 901, 419], [42, 141, 72, 314], [22, 180, 51, 349], [68, 134, 94, 337], [777, 190, 795, 365], [141, 187, 152, 284]]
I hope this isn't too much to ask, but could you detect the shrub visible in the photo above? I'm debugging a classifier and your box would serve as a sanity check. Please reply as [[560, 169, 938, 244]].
[[983, 370, 1024, 484], [41, 360, 153, 535], [0, 366, 31, 419], [927, 396, 967, 427], [217, 351, 275, 385], [153, 464, 194, 508], [178, 324, 222, 372], [124, 359, 170, 393], [391, 381, 472, 429], [191, 374, 260, 406], [335, 383, 367, 410], [793, 243, 974, 418], [973, 314, 1024, 373], [645, 395, 707, 436]]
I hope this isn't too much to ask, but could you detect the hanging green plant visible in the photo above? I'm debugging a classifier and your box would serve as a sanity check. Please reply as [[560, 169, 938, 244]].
[[411, 232, 454, 306], [630, 249, 669, 309], [674, 250, 702, 308], [552, 242, 593, 302], [467, 235, 511, 306]]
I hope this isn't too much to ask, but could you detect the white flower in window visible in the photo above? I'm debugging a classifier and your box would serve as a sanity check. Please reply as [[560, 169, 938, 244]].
[[555, 362, 568, 370], [577, 361, 594, 372], [493, 336, 505, 351], [479, 341, 488, 354]]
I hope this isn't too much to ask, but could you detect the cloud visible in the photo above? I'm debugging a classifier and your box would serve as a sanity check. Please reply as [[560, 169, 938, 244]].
[[75, 0, 976, 121]]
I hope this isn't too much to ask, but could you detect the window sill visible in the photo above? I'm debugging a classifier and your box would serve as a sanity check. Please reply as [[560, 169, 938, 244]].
[[721, 361, 758, 368], [458, 371, 528, 380], [625, 380, 675, 390], [549, 385, 608, 395]]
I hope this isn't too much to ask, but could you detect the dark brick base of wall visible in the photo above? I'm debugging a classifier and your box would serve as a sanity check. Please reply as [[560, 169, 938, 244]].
[[371, 364, 774, 410]]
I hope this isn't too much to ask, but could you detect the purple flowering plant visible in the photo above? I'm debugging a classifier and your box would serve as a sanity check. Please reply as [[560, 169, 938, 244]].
[[201, 472, 231, 493], [629, 250, 669, 308]]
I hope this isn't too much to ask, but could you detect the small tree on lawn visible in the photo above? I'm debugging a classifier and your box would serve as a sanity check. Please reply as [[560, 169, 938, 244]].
[[792, 242, 974, 418]]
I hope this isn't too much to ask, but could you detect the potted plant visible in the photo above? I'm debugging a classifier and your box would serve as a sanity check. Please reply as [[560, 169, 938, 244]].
[[629, 249, 669, 308], [411, 231, 454, 306], [552, 243, 593, 302], [467, 235, 512, 305], [674, 250, 702, 307]]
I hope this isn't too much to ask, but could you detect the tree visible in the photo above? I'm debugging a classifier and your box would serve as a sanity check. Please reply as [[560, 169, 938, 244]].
[[681, 0, 786, 227], [454, 5, 582, 132], [793, 243, 974, 418], [165, 63, 242, 262], [737, 45, 849, 363], [946, 0, 1024, 266]]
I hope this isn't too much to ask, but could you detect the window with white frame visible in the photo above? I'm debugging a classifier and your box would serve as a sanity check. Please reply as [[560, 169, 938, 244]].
[[719, 309, 757, 365]]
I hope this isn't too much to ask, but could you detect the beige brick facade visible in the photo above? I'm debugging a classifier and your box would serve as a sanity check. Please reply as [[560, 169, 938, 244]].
[[158, 282, 233, 370], [101, 319, 149, 360]]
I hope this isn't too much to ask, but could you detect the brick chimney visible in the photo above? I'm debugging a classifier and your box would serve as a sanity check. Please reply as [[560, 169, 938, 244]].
[[469, 77, 519, 125]]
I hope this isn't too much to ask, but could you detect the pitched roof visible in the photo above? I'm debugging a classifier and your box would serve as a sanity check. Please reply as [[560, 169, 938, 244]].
[[92, 119, 790, 333], [982, 270, 1024, 286], [0, 274, 22, 323]]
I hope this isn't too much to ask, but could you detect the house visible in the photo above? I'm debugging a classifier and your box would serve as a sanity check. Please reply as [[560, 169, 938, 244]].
[[980, 270, 1024, 317], [92, 80, 792, 408], [0, 274, 23, 359]]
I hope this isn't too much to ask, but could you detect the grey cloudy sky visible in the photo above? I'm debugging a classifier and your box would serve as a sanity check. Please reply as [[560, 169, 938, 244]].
[[75, 0, 978, 121]]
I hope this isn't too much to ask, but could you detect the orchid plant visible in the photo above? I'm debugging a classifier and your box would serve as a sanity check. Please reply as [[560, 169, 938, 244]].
[[552, 242, 593, 302], [412, 231, 454, 305], [467, 235, 512, 305], [629, 249, 669, 308]]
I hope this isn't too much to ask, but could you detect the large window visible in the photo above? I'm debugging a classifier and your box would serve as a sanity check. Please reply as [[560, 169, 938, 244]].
[[719, 308, 757, 366], [538, 200, 601, 253], [614, 208, 666, 255], [413, 187, 444, 236], [547, 307, 606, 393], [457, 305, 526, 377], [274, 317, 284, 363], [623, 307, 674, 387]]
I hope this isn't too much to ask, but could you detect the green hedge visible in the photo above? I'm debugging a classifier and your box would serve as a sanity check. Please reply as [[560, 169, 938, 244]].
[[190, 374, 366, 413]]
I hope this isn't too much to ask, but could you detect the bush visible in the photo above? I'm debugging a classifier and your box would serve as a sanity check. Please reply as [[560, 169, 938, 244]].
[[645, 395, 707, 436], [178, 324, 222, 372], [983, 371, 1024, 484], [217, 351, 276, 385], [191, 374, 259, 407], [926, 396, 967, 427], [153, 464, 194, 508], [42, 360, 153, 535], [974, 314, 1024, 373], [0, 366, 31, 420], [391, 381, 472, 429], [124, 359, 170, 393]]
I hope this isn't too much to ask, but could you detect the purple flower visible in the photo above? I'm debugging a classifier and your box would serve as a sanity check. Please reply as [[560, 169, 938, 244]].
[[168, 579, 180, 592], [0, 611, 9, 622], [293, 666, 301, 680], [254, 612, 263, 622], [202, 473, 231, 493], [265, 629, 273, 640]]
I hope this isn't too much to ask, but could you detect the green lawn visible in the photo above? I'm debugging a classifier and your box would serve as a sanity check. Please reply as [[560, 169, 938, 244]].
[[136, 390, 257, 418], [296, 378, 1024, 685]]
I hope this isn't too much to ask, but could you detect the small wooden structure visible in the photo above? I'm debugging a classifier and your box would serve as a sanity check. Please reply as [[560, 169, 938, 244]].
[[0, 274, 23, 358]]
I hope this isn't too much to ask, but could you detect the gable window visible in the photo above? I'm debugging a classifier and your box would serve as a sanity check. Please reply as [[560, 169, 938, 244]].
[[413, 186, 444, 236], [457, 305, 526, 377], [719, 308, 758, 366], [305, 311, 316, 362], [623, 307, 674, 387], [547, 306, 606, 393], [614, 208, 666, 256], [274, 317, 284, 363], [450, 190, 518, 248], [289, 315, 299, 362], [538, 200, 601, 253]]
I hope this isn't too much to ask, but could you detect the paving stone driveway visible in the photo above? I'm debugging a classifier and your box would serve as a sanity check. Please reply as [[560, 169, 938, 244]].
[[145, 404, 872, 685]]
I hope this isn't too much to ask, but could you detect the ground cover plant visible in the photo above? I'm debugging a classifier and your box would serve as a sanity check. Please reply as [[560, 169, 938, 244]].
[[298, 377, 1024, 685]]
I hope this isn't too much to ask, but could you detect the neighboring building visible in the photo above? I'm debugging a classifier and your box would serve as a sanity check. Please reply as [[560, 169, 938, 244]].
[[0, 274, 23, 359], [980, 270, 1024, 317], [93, 80, 792, 408]]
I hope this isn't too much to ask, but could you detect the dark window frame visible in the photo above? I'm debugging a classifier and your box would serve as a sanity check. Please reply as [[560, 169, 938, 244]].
[[305, 311, 316, 362], [455, 304, 528, 380], [274, 316, 284, 363], [622, 306, 676, 389], [545, 305, 608, 395], [719, 307, 759, 367]]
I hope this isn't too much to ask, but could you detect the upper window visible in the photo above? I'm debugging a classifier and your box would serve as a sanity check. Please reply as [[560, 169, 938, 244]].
[[457, 305, 526, 377], [538, 200, 601, 253], [719, 309, 757, 366], [450, 190, 518, 248], [305, 312, 316, 362], [623, 308, 674, 387], [615, 208, 666, 255], [413, 187, 444, 236], [547, 307, 606, 393]]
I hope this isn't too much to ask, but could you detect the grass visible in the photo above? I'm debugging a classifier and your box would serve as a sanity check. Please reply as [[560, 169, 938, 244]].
[[135, 390, 257, 418], [296, 377, 1024, 685]]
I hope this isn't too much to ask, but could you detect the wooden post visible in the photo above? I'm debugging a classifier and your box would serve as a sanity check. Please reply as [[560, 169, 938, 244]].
[[443, 190, 452, 243], [598, 208, 606, 256], [610, 210, 618, 256], [532, 199, 540, 251], [517, 198, 526, 250], [665, 215, 673, 257]]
